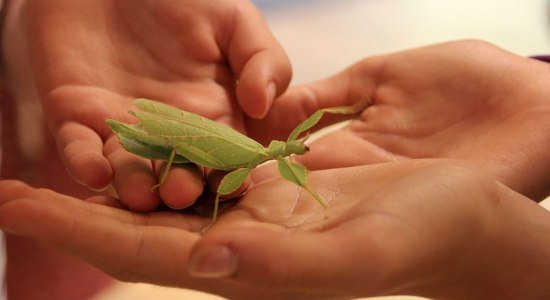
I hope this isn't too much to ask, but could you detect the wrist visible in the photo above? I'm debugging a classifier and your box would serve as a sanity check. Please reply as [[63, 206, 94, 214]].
[[477, 187, 550, 298], [525, 62, 550, 200], [497, 58, 550, 201], [414, 182, 550, 299]]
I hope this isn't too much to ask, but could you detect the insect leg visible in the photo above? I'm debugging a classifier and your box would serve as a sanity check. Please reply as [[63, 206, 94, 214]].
[[303, 185, 328, 209], [276, 156, 328, 208], [202, 168, 251, 232], [286, 97, 371, 142], [151, 148, 176, 191], [201, 193, 221, 233]]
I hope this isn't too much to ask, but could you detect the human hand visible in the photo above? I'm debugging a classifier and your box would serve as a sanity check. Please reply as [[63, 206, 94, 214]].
[[246, 40, 550, 200], [1, 160, 549, 299], [1, 0, 291, 210]]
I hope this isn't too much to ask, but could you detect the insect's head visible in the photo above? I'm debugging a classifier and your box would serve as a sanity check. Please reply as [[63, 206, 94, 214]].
[[284, 139, 309, 155], [267, 139, 308, 157]]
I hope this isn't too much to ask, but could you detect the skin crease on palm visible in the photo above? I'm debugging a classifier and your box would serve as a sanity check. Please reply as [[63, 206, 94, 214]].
[[0, 0, 292, 211], [247, 40, 550, 202], [0, 24, 550, 297], [0, 160, 549, 299], [3, 1, 548, 214]]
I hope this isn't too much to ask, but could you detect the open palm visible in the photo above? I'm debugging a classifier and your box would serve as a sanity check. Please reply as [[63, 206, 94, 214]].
[[248, 41, 550, 200], [2, 0, 291, 210], [1, 159, 548, 299]]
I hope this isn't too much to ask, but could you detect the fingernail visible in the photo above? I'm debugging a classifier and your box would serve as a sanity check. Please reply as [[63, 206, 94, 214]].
[[263, 82, 277, 117], [188, 245, 238, 278]]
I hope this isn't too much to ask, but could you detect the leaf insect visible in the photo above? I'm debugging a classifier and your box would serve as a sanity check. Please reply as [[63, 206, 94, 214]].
[[106, 98, 368, 229]]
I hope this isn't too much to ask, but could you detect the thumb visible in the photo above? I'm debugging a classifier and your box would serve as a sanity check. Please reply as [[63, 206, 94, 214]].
[[246, 63, 376, 143], [187, 224, 378, 297], [225, 3, 292, 119], [272, 56, 382, 122]]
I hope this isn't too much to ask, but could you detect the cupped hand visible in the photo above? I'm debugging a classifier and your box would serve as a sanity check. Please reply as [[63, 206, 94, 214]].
[[1, 0, 291, 210], [1, 160, 548, 299], [246, 40, 550, 200]]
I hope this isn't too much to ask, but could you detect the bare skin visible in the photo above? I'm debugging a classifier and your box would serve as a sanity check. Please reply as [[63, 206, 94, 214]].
[[0, 1, 290, 299], [0, 160, 549, 299], [247, 40, 550, 201], [1, 0, 292, 211]]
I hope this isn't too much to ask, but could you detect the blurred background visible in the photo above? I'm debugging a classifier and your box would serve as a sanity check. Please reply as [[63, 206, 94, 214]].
[[94, 1, 550, 299], [256, 0, 550, 84]]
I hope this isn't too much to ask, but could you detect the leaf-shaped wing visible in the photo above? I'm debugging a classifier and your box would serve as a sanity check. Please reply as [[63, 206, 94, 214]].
[[107, 119, 188, 163], [134, 98, 262, 150], [118, 135, 190, 163], [107, 99, 271, 170]]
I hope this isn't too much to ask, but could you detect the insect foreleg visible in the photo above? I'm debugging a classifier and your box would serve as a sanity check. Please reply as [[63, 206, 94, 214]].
[[203, 168, 251, 232], [302, 184, 328, 209], [287, 97, 371, 142], [276, 157, 328, 208]]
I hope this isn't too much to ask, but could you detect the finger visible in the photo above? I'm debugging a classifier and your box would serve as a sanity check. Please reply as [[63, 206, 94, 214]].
[[249, 161, 278, 185], [287, 69, 374, 112], [187, 224, 385, 296], [246, 62, 379, 143], [56, 121, 112, 190], [153, 161, 205, 209], [104, 136, 160, 212], [0, 181, 202, 286], [0, 180, 134, 226], [297, 130, 403, 170], [225, 3, 292, 119], [86, 195, 127, 209]]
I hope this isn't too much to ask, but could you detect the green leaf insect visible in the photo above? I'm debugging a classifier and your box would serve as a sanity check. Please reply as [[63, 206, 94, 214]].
[[106, 98, 368, 228]]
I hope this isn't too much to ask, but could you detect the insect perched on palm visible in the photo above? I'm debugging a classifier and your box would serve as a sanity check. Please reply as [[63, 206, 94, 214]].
[[106, 98, 367, 228]]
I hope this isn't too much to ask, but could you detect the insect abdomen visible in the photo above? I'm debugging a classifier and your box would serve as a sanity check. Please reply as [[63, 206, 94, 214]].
[[172, 135, 270, 170]]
